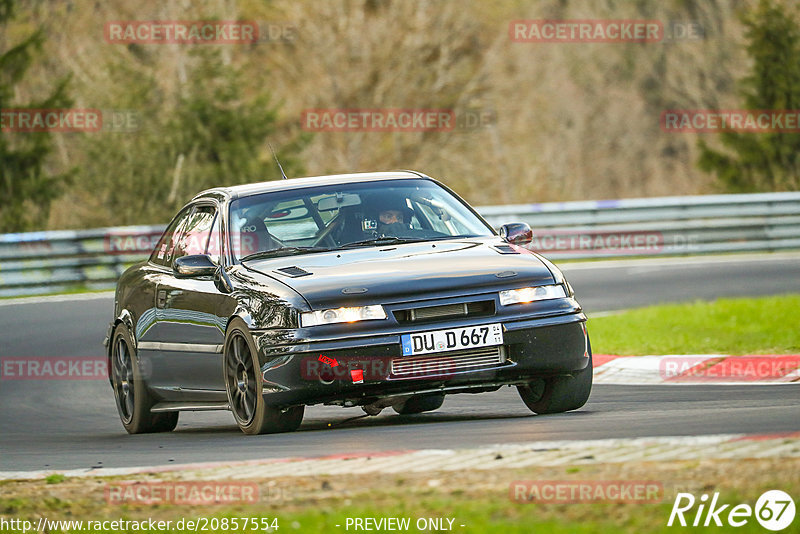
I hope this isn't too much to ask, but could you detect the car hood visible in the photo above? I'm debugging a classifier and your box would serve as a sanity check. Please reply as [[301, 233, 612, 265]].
[[243, 237, 556, 309]]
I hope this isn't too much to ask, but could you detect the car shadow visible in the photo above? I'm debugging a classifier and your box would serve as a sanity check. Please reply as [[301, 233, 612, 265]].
[[170, 408, 595, 436]]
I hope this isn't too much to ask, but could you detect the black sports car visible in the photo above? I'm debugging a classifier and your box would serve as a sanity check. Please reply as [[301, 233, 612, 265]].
[[105, 171, 592, 434]]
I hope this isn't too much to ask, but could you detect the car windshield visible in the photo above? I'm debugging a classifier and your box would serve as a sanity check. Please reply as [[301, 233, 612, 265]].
[[228, 179, 493, 262]]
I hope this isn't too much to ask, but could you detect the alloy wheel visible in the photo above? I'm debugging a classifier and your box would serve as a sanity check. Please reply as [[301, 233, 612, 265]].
[[225, 333, 257, 425], [112, 336, 135, 424]]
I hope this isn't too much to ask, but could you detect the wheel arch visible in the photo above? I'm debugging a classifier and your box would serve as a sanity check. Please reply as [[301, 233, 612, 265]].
[[225, 308, 257, 335], [107, 309, 136, 385]]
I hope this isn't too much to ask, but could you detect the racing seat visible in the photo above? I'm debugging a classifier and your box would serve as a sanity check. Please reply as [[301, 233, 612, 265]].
[[334, 207, 371, 245], [238, 217, 279, 257]]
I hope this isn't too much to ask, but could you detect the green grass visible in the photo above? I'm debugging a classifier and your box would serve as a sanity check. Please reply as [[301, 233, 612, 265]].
[[45, 474, 66, 485], [0, 286, 113, 300], [589, 295, 800, 355], [250, 499, 773, 534], [2, 458, 796, 534], [0, 491, 782, 533]]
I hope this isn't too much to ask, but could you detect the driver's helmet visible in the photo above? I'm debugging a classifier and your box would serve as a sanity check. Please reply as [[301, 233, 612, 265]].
[[361, 192, 413, 233]]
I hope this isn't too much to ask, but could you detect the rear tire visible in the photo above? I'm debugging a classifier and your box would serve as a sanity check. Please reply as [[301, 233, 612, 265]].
[[517, 341, 593, 415], [110, 324, 179, 434], [393, 393, 445, 415], [224, 319, 304, 435]]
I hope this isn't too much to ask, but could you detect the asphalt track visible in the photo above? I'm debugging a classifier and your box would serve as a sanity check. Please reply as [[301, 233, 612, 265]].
[[1, 254, 798, 472]]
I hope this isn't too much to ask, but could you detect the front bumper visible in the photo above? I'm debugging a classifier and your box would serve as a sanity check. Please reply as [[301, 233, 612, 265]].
[[253, 309, 589, 407]]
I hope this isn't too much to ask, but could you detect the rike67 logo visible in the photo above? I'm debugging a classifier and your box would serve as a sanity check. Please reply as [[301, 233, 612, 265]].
[[668, 490, 795, 531]]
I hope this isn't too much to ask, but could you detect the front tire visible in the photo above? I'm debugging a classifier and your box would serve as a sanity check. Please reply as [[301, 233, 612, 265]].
[[517, 343, 593, 415], [110, 324, 178, 434], [224, 319, 304, 435]]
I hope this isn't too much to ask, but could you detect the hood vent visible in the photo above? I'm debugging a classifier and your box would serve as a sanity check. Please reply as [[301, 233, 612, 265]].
[[492, 244, 519, 254], [274, 266, 312, 278]]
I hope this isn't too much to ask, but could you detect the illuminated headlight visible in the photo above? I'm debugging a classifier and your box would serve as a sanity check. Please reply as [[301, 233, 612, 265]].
[[499, 285, 567, 306], [301, 305, 387, 327]]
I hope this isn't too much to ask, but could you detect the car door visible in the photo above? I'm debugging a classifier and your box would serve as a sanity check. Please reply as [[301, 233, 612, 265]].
[[134, 205, 194, 395], [143, 203, 229, 401]]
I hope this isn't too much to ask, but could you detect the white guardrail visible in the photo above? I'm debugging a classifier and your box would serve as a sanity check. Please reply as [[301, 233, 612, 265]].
[[1, 192, 799, 297]]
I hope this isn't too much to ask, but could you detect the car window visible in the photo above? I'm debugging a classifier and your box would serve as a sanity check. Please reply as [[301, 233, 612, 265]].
[[205, 211, 222, 265], [171, 205, 217, 262], [412, 196, 475, 235], [228, 179, 494, 261], [260, 199, 320, 242], [150, 206, 194, 267]]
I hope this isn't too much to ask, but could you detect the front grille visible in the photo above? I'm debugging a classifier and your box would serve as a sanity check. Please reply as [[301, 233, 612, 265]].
[[413, 303, 466, 321], [394, 300, 495, 324], [390, 346, 506, 378]]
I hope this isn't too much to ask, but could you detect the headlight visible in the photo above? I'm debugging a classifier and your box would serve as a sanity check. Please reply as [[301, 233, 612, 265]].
[[301, 305, 387, 327], [499, 284, 566, 306]]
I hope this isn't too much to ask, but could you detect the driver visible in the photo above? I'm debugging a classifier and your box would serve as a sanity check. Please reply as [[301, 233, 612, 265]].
[[363, 193, 413, 237], [378, 207, 404, 226]]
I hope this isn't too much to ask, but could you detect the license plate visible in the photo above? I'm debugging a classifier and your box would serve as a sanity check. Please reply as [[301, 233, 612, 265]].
[[401, 324, 503, 356]]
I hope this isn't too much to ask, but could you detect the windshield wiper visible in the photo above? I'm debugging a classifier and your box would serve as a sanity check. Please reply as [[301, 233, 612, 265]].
[[240, 246, 330, 261], [339, 236, 426, 249]]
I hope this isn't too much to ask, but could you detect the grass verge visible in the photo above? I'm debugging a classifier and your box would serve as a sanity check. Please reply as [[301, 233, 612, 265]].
[[0, 458, 797, 533], [0, 286, 113, 301], [589, 295, 800, 356]]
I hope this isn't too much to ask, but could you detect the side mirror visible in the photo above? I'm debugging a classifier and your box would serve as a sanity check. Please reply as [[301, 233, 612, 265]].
[[214, 266, 234, 294], [173, 255, 217, 278], [499, 223, 533, 246]]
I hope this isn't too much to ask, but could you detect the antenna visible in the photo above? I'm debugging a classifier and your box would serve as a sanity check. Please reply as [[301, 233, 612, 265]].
[[268, 142, 289, 180]]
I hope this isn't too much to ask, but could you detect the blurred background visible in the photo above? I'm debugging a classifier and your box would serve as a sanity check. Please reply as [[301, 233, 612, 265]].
[[1, 0, 798, 233], [1, 5, 799, 518]]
